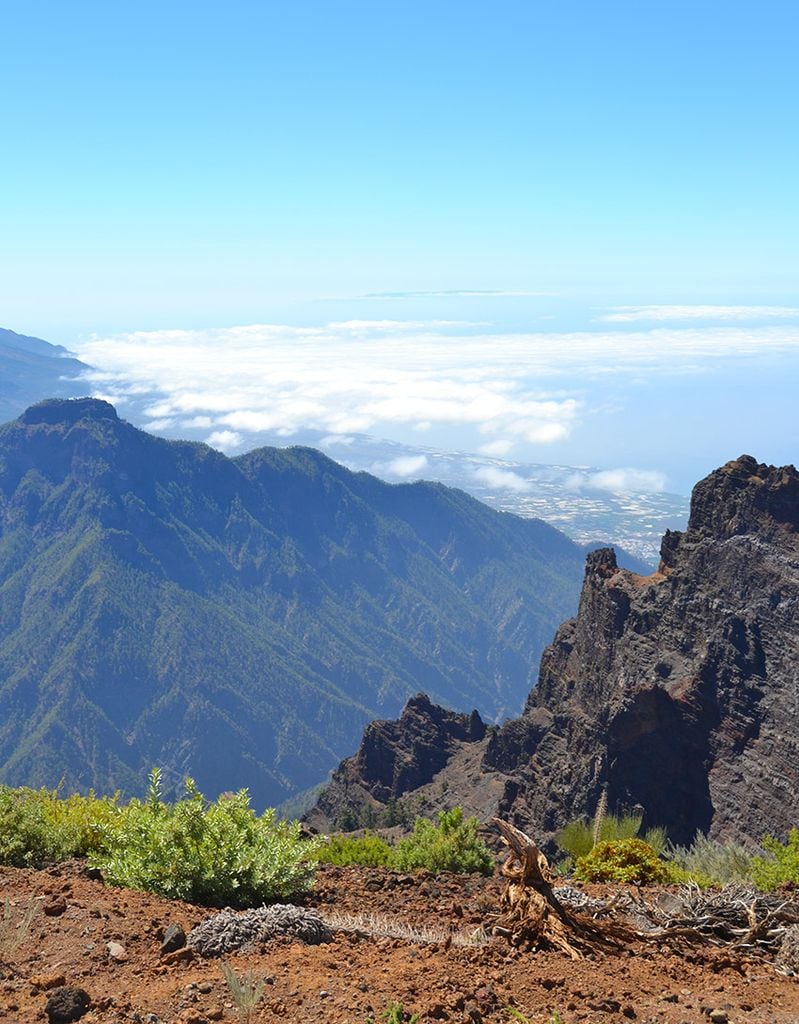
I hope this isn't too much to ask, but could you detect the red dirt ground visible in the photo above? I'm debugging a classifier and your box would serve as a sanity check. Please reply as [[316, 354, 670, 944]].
[[1, 861, 797, 1024]]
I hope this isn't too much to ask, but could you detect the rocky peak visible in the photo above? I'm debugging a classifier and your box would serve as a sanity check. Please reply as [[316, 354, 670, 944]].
[[19, 397, 119, 427], [688, 454, 799, 539]]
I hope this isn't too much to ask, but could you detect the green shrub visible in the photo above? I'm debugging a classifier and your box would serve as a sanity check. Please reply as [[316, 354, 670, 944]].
[[392, 807, 493, 875], [557, 810, 666, 864], [750, 828, 799, 891], [664, 832, 753, 886], [317, 831, 394, 868], [90, 768, 318, 905], [0, 785, 117, 867], [574, 838, 670, 884]]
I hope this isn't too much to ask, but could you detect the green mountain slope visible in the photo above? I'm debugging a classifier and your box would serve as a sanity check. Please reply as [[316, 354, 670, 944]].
[[0, 398, 587, 806]]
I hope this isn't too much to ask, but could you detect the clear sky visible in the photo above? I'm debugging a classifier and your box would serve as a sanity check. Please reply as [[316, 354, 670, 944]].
[[2, 1, 798, 490]]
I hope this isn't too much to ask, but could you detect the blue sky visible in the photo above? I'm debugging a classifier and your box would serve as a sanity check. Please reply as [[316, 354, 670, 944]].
[[2, 1, 798, 490]]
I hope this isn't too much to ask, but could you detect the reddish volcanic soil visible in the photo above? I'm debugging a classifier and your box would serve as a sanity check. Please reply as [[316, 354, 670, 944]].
[[1, 861, 797, 1024]]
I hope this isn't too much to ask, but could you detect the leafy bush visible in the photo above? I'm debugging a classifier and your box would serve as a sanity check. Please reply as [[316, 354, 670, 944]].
[[750, 828, 799, 891], [557, 811, 666, 863], [392, 807, 493, 875], [317, 831, 394, 868], [90, 768, 318, 905], [320, 807, 492, 874], [0, 785, 117, 867], [574, 838, 671, 884], [664, 831, 754, 886]]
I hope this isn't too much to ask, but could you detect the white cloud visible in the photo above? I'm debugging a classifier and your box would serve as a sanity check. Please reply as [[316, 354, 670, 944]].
[[478, 439, 514, 456], [383, 455, 429, 478], [472, 466, 532, 493], [320, 434, 356, 446], [587, 468, 667, 493], [206, 430, 243, 452], [76, 318, 799, 464], [600, 305, 799, 323]]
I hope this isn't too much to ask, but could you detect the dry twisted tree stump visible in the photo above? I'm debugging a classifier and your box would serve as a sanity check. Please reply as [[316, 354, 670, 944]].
[[490, 818, 630, 958]]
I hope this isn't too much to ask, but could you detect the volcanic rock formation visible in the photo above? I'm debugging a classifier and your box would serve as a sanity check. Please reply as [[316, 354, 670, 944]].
[[311, 456, 799, 846]]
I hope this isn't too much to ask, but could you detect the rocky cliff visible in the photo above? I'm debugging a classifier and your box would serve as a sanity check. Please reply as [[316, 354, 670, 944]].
[[311, 456, 799, 846]]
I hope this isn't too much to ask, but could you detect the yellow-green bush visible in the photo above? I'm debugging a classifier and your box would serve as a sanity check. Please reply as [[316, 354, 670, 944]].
[[574, 838, 671, 884], [317, 831, 394, 868], [319, 808, 493, 875], [0, 785, 117, 867], [750, 828, 799, 891]]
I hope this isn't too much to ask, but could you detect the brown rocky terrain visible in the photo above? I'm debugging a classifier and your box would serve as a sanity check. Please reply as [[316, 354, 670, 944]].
[[309, 456, 799, 848], [2, 859, 798, 1024]]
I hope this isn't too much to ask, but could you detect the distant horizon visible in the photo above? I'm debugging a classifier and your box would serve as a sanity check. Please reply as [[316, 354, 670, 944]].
[[3, 1, 797, 494]]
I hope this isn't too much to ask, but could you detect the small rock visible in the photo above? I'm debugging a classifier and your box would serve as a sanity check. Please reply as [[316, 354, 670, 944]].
[[197, 981, 213, 994], [207, 1011, 224, 1022], [161, 923, 187, 955], [319, 989, 330, 998], [107, 941, 127, 961], [709, 1013, 729, 1024], [44, 986, 91, 1023], [162, 947, 196, 966], [31, 973, 66, 991], [44, 896, 68, 917]]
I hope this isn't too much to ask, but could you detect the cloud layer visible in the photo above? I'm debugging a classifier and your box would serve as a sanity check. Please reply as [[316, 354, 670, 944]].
[[77, 317, 799, 467]]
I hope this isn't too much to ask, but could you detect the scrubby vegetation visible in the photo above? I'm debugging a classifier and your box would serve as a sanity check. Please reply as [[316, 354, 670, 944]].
[[90, 769, 318, 905], [556, 807, 666, 870], [0, 770, 317, 906], [319, 808, 493, 875], [574, 838, 672, 884], [0, 784, 118, 867], [663, 831, 755, 887], [317, 831, 395, 868], [750, 828, 799, 891]]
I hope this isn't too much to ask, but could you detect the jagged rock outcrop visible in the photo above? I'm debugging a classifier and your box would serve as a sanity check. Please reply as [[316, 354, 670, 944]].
[[311, 456, 799, 847], [306, 694, 491, 829]]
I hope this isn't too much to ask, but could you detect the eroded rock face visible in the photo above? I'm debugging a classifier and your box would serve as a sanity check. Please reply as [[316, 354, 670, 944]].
[[502, 455, 799, 845], [306, 694, 488, 830], [311, 457, 799, 847]]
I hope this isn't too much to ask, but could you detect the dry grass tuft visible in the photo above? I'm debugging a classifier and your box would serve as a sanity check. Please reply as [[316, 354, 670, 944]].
[[322, 909, 488, 948]]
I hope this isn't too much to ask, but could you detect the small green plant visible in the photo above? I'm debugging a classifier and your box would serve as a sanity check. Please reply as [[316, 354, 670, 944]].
[[0, 897, 38, 963], [575, 838, 671, 884], [505, 1008, 561, 1024], [750, 828, 799, 891], [90, 768, 319, 905], [317, 831, 394, 867], [391, 808, 493, 875], [367, 1002, 420, 1024], [220, 961, 265, 1023]]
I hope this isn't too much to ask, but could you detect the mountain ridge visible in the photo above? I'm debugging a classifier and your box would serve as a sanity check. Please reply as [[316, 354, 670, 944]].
[[0, 398, 588, 806]]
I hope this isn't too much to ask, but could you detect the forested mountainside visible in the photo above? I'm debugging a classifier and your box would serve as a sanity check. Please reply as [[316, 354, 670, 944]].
[[0, 398, 588, 806], [309, 456, 799, 847], [0, 327, 88, 422]]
